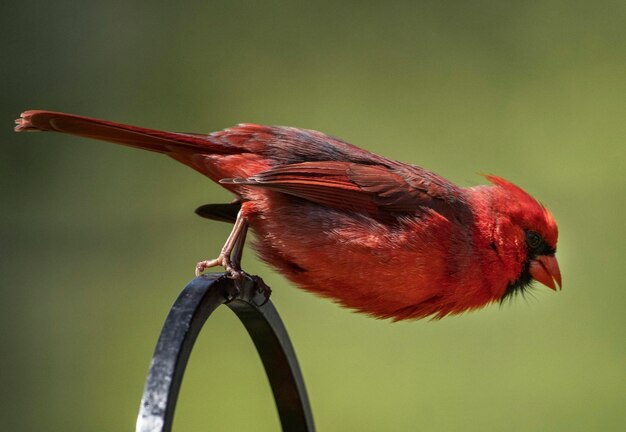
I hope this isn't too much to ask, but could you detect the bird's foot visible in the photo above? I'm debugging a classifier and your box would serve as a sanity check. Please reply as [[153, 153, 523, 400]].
[[195, 255, 244, 281], [196, 255, 246, 300]]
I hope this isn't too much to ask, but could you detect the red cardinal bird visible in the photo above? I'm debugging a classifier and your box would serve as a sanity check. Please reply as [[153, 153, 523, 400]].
[[15, 110, 561, 320]]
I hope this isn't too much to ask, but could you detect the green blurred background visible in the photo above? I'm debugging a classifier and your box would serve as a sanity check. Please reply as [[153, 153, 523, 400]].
[[1, 1, 624, 431]]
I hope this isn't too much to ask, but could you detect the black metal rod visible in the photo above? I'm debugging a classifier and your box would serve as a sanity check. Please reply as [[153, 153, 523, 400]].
[[136, 273, 315, 432]]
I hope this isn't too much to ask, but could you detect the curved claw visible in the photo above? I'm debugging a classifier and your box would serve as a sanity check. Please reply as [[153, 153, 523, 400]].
[[195, 258, 221, 276]]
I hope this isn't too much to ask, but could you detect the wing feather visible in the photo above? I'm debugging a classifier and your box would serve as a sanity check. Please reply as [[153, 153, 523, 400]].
[[222, 161, 462, 216]]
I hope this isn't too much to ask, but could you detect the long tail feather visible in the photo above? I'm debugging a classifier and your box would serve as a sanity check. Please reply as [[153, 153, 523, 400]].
[[15, 110, 232, 155]]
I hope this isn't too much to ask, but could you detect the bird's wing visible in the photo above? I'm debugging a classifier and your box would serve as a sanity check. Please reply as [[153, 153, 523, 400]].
[[221, 161, 461, 215]]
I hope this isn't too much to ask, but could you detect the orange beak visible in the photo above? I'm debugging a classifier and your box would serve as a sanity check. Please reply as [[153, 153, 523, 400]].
[[529, 255, 562, 291]]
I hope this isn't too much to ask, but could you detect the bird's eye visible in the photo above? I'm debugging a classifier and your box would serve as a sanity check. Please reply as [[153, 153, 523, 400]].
[[526, 231, 543, 249]]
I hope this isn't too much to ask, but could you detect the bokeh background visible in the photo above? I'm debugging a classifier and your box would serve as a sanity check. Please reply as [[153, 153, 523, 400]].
[[1, 1, 624, 431]]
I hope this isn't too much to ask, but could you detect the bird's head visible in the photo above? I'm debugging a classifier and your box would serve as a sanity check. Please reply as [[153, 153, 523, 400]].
[[484, 175, 562, 297]]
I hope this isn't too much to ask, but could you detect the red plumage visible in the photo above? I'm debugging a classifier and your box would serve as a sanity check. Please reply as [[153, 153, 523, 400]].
[[15, 110, 561, 320]]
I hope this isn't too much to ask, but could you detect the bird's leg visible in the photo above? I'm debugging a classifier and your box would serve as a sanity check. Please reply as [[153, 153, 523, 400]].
[[195, 209, 248, 281], [226, 217, 272, 302], [230, 218, 248, 271]]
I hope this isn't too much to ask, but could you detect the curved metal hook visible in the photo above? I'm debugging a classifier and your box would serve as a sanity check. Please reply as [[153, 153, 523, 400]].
[[136, 273, 315, 432]]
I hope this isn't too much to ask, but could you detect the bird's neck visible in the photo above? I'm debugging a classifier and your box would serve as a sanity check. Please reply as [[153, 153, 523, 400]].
[[464, 186, 527, 296]]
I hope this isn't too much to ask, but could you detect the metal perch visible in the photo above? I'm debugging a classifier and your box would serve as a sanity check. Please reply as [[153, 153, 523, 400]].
[[136, 273, 315, 431]]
